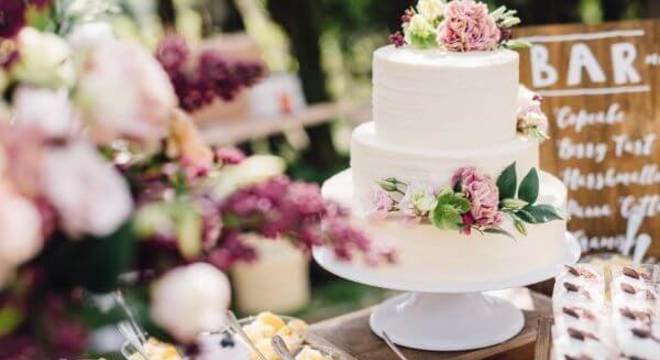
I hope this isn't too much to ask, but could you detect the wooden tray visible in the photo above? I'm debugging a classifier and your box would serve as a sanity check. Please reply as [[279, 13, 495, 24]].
[[309, 288, 551, 360]]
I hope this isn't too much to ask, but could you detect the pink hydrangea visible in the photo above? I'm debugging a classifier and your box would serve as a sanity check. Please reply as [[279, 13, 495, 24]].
[[437, 0, 501, 52], [452, 167, 502, 228]]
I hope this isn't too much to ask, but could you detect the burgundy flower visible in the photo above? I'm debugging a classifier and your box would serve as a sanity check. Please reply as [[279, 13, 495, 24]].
[[0, 1, 26, 38], [207, 231, 257, 270], [156, 36, 265, 112], [28, 0, 50, 9], [389, 31, 406, 48], [155, 35, 189, 74]]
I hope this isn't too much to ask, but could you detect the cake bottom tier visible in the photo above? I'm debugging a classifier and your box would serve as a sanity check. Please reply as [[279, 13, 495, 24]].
[[319, 169, 576, 292]]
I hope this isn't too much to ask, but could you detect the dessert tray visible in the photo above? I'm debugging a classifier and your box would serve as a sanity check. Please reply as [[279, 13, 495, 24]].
[[313, 170, 581, 351]]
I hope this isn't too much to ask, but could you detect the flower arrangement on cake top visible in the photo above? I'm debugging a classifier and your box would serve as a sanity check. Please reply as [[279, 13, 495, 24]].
[[372, 163, 563, 238], [390, 0, 529, 51]]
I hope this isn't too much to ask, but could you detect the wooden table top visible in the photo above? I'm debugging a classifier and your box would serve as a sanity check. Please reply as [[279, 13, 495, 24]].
[[309, 288, 551, 360]]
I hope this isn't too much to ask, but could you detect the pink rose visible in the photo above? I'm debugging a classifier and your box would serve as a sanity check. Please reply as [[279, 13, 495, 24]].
[[452, 167, 502, 228], [437, 0, 500, 52]]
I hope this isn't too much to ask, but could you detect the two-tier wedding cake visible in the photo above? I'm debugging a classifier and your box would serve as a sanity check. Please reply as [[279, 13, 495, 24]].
[[321, 0, 575, 290]]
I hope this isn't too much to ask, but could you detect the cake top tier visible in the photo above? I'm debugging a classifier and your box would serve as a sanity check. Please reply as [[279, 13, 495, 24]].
[[390, 0, 528, 52]]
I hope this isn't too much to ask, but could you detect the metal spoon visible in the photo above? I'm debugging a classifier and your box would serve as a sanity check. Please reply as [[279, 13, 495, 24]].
[[271, 335, 296, 360], [382, 331, 409, 360], [226, 310, 268, 360]]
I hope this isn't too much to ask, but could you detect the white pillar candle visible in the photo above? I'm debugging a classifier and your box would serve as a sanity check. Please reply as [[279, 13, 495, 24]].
[[231, 235, 310, 314]]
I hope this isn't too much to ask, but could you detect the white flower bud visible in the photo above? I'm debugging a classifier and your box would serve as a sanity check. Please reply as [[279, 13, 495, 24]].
[[150, 263, 231, 343]]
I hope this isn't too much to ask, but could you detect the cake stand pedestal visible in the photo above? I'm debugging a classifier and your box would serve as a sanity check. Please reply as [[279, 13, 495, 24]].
[[313, 233, 580, 351], [370, 292, 523, 351]]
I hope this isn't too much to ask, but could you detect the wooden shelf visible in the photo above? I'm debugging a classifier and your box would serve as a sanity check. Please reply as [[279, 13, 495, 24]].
[[201, 101, 370, 145]]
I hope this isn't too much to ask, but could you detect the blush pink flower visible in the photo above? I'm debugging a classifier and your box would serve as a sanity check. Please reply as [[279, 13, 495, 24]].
[[452, 167, 502, 228], [370, 186, 394, 219], [437, 0, 500, 52]]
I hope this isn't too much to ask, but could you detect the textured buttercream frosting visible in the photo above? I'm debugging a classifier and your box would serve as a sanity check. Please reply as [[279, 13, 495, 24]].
[[373, 45, 519, 150], [350, 121, 539, 212]]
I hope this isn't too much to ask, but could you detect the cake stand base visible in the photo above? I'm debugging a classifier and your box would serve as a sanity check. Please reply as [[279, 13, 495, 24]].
[[370, 292, 524, 351]]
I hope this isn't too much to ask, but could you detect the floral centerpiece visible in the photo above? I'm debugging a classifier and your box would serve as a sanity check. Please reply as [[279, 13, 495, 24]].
[[0, 2, 393, 358], [389, 0, 529, 51]]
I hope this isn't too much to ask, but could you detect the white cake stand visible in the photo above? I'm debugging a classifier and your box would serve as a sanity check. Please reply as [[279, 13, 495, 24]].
[[313, 172, 581, 351]]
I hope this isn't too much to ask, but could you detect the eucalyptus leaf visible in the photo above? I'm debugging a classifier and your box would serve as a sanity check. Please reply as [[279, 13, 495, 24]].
[[518, 168, 539, 204], [497, 162, 517, 201]]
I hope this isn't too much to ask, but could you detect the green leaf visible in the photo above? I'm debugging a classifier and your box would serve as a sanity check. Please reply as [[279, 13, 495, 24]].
[[514, 220, 528, 236], [0, 307, 24, 337], [501, 198, 528, 210], [518, 168, 540, 204], [516, 208, 537, 223], [504, 39, 532, 50], [496, 162, 517, 201], [44, 222, 135, 293], [431, 204, 462, 231], [525, 204, 563, 223], [483, 227, 516, 240]]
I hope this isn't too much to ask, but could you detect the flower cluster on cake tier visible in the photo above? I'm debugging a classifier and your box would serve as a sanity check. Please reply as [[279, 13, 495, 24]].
[[371, 162, 562, 238]]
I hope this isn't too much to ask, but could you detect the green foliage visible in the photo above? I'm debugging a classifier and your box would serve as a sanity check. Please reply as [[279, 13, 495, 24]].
[[496, 162, 517, 201], [431, 189, 470, 230], [43, 222, 135, 293], [0, 306, 24, 337], [518, 167, 539, 204]]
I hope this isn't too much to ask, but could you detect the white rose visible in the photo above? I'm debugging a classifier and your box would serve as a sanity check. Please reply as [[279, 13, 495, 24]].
[[12, 87, 81, 138], [417, 0, 445, 20], [150, 263, 231, 343], [67, 22, 116, 51], [0, 188, 43, 266], [12, 28, 76, 89], [212, 155, 285, 198], [76, 40, 177, 145], [41, 141, 133, 237]]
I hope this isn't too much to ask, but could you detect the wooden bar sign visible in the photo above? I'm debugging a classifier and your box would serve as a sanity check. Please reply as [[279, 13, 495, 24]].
[[515, 20, 659, 260]]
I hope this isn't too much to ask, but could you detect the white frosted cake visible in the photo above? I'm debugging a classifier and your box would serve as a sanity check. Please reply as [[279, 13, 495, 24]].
[[318, 1, 576, 290]]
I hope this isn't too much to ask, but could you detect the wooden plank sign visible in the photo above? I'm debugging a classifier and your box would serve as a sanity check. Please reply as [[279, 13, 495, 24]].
[[515, 20, 659, 259]]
